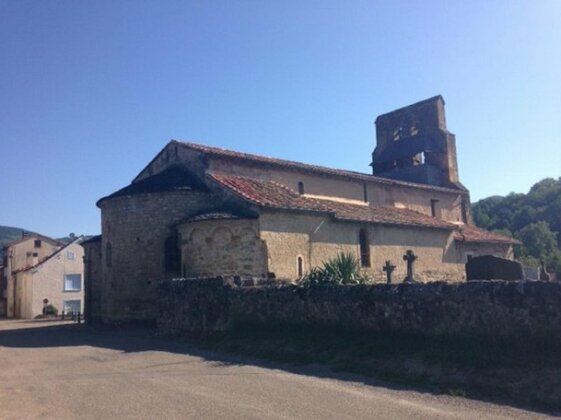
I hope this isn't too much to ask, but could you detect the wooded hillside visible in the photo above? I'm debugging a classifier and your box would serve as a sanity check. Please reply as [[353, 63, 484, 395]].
[[472, 177, 561, 275]]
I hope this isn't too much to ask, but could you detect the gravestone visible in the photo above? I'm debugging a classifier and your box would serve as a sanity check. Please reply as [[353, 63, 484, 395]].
[[466, 255, 524, 281], [383, 260, 396, 284]]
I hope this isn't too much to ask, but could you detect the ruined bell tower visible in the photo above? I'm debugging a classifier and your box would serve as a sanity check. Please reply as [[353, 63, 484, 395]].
[[371, 95, 460, 188]]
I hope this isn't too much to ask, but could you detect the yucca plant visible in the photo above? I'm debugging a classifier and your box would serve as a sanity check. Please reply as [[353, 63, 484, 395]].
[[298, 252, 369, 286]]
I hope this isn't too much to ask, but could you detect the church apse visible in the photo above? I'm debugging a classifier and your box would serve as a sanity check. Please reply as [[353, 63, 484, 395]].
[[371, 95, 460, 189]]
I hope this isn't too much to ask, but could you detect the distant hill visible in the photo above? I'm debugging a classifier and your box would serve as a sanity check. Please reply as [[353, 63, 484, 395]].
[[0, 225, 30, 249], [472, 177, 561, 275], [0, 225, 33, 262]]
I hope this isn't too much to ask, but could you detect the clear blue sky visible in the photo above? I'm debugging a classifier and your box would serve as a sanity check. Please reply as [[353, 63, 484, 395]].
[[1, 1, 560, 238]]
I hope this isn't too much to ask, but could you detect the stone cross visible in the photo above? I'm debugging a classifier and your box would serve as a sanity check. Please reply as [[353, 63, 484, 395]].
[[382, 260, 396, 284], [403, 250, 417, 283]]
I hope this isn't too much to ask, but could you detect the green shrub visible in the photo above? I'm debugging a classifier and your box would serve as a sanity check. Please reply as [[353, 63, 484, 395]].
[[45, 304, 58, 315], [298, 252, 369, 286]]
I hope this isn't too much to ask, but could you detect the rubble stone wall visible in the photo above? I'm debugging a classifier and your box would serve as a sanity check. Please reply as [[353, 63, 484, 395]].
[[158, 278, 561, 339]]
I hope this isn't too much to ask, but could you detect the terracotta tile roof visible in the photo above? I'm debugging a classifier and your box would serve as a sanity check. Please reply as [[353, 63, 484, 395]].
[[454, 224, 520, 245], [209, 174, 454, 230], [174, 140, 466, 194]]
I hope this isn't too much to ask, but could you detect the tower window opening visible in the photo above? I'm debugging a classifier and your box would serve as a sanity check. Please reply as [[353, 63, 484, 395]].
[[430, 199, 439, 218]]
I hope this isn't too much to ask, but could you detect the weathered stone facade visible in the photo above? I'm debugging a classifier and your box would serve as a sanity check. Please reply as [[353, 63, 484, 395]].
[[178, 217, 267, 278], [82, 235, 102, 323], [158, 279, 561, 339], [91, 96, 517, 323], [98, 190, 217, 322]]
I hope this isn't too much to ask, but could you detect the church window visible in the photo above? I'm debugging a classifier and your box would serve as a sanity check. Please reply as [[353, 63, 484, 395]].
[[164, 234, 181, 275], [105, 242, 112, 267], [363, 183, 368, 202], [359, 228, 370, 267], [298, 181, 304, 195], [297, 256, 304, 277]]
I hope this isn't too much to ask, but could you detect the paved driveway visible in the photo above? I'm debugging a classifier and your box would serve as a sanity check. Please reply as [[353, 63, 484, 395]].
[[0, 320, 556, 419]]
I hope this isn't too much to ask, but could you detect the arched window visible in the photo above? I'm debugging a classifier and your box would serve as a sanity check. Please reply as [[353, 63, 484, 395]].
[[298, 181, 304, 195], [359, 229, 370, 267], [297, 256, 304, 278], [164, 234, 181, 275], [105, 242, 112, 268]]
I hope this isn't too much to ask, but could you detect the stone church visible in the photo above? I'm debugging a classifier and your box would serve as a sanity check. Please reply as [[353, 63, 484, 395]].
[[83, 96, 516, 323]]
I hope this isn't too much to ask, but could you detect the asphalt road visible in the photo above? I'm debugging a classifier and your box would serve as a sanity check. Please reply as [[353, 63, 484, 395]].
[[0, 320, 557, 420]]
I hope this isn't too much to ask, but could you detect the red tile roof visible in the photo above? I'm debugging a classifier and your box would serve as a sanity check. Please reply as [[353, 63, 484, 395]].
[[175, 140, 467, 194], [454, 224, 520, 245], [209, 174, 454, 230]]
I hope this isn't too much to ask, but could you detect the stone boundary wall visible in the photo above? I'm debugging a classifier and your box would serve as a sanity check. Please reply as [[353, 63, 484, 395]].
[[157, 278, 561, 339]]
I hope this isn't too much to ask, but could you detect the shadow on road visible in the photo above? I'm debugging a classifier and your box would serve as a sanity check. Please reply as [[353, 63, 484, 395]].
[[0, 320, 557, 417]]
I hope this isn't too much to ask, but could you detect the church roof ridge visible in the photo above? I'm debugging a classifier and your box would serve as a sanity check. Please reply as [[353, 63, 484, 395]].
[[208, 173, 455, 230], [172, 140, 467, 194]]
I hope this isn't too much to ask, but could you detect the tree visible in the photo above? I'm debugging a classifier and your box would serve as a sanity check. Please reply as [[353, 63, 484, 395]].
[[515, 222, 561, 275]]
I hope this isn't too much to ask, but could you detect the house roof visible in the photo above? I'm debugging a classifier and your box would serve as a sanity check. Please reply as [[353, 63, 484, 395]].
[[2, 233, 63, 251], [80, 235, 102, 245], [98, 166, 208, 205], [173, 140, 467, 194], [209, 174, 454, 230], [454, 224, 520, 245], [13, 237, 83, 274]]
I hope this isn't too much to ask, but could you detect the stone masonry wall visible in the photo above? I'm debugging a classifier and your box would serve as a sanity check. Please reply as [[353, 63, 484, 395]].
[[83, 240, 102, 322], [178, 218, 267, 278], [100, 190, 217, 322], [158, 279, 561, 339]]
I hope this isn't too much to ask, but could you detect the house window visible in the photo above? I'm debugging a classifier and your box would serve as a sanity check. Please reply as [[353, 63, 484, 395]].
[[297, 256, 304, 277], [63, 300, 81, 314], [164, 234, 181, 275], [363, 183, 368, 202], [34, 240, 42, 248], [32, 252, 38, 257], [298, 181, 304, 195], [64, 274, 82, 292], [105, 242, 112, 267], [430, 199, 439, 218], [67, 251, 75, 260], [359, 228, 370, 267]]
